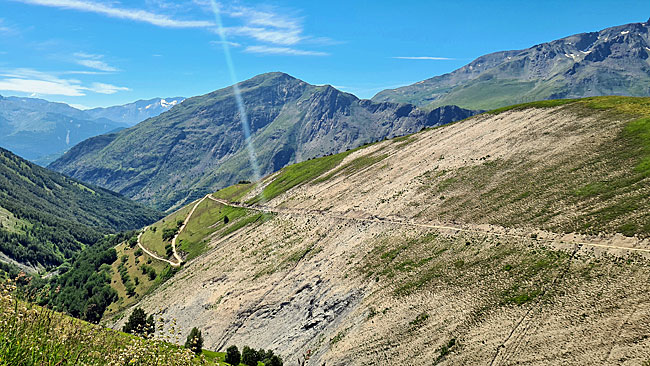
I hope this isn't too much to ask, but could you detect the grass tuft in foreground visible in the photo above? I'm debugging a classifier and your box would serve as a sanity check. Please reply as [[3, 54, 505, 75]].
[[0, 280, 203, 366]]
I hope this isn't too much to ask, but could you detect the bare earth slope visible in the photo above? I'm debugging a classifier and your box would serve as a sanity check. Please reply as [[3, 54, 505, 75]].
[[115, 97, 650, 365]]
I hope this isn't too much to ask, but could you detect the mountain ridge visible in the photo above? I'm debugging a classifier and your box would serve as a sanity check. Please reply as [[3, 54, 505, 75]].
[[0, 94, 183, 165], [50, 72, 478, 210], [85, 97, 185, 126], [373, 19, 650, 109]]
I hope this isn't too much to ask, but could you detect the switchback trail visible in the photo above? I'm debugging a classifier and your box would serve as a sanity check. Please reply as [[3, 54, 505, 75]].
[[136, 230, 179, 267], [207, 196, 650, 256], [138, 195, 210, 267]]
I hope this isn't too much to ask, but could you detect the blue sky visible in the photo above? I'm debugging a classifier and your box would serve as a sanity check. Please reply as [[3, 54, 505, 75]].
[[0, 0, 647, 108]]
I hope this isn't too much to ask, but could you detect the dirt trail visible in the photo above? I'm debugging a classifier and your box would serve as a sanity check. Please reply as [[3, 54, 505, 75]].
[[136, 230, 179, 267], [208, 196, 650, 256], [138, 195, 210, 267]]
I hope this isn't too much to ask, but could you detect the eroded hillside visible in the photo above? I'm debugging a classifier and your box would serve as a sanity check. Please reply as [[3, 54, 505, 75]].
[[115, 97, 650, 365]]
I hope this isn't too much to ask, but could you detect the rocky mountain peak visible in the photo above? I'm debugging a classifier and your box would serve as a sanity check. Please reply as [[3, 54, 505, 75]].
[[373, 19, 650, 110], [50, 72, 479, 210]]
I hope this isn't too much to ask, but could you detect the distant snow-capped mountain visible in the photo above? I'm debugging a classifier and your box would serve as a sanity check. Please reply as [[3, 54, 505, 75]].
[[85, 97, 185, 126], [0, 95, 125, 165], [0, 95, 184, 165]]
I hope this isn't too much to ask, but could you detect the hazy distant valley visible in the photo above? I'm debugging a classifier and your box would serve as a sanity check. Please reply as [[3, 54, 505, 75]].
[[0, 95, 183, 165]]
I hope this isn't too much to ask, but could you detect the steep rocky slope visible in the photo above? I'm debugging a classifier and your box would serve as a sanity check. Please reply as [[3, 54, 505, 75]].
[[114, 97, 650, 365], [50, 72, 477, 211], [373, 19, 650, 110]]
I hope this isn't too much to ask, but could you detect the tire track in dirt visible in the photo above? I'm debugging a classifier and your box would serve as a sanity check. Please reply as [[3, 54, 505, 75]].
[[489, 244, 582, 366]]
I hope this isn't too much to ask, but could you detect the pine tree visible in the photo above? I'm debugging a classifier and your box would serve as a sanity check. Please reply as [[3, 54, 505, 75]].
[[184, 327, 204, 355], [225, 345, 241, 365], [122, 307, 154, 335]]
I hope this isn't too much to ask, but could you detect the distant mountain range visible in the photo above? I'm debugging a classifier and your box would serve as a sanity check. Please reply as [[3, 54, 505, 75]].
[[85, 97, 185, 126], [0, 95, 184, 165], [0, 95, 124, 165], [49, 72, 478, 210], [373, 19, 650, 110], [0, 147, 161, 270]]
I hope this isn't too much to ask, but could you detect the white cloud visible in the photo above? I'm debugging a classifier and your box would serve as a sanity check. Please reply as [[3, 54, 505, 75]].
[[76, 60, 119, 72], [244, 45, 328, 57], [0, 68, 129, 96], [14, 0, 335, 57], [215, 4, 337, 55], [227, 6, 300, 31], [0, 19, 17, 35], [224, 26, 301, 46], [73, 52, 119, 72], [303, 36, 344, 46], [218, 5, 305, 46], [393, 56, 456, 60], [209, 40, 241, 48], [60, 70, 109, 75], [0, 78, 85, 96], [15, 0, 214, 28], [88, 82, 129, 94]]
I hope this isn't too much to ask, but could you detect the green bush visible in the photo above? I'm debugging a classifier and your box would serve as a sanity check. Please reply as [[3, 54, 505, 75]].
[[140, 264, 157, 281], [162, 228, 177, 242], [242, 346, 260, 365]]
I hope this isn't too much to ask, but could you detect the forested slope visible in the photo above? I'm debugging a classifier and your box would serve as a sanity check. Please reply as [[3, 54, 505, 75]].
[[0, 148, 161, 269]]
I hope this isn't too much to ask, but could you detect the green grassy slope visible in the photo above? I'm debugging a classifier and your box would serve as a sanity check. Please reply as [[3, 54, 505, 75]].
[[0, 281, 204, 366], [106, 193, 273, 317], [429, 96, 650, 236]]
